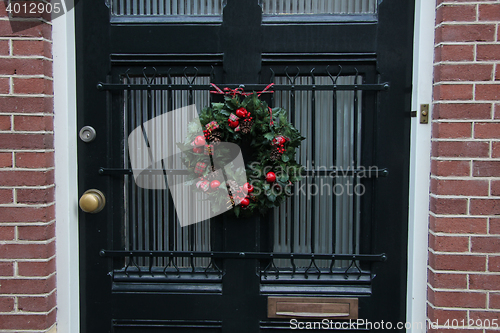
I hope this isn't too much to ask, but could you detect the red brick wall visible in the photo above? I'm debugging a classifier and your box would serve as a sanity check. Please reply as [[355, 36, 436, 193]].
[[0, 2, 55, 332], [430, 0, 500, 330]]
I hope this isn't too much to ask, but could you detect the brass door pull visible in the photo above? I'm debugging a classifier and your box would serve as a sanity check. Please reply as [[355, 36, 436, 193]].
[[79, 189, 106, 213]]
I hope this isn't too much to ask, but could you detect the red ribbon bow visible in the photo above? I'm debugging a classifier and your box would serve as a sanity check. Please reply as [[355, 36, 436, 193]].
[[210, 83, 274, 97], [210, 83, 275, 127]]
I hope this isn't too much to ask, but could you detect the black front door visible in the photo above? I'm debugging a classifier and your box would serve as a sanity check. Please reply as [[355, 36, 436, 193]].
[[76, 1, 414, 332]]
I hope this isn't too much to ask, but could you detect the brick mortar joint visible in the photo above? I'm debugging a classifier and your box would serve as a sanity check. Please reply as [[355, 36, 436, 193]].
[[436, 2, 500, 9], [432, 119, 497, 123], [0, 255, 58, 262], [435, 21, 499, 28], [431, 157, 500, 160], [431, 138, 500, 141], [0, 17, 53, 26], [430, 193, 500, 198], [0, 185, 55, 190], [0, 56, 53, 62], [434, 81, 500, 85], [0, 270, 56, 277], [0, 221, 57, 228], [0, 306, 57, 315], [0, 94, 54, 98], [0, 113, 56, 117], [1, 129, 55, 133], [435, 61, 500, 65], [0, 237, 56, 245]]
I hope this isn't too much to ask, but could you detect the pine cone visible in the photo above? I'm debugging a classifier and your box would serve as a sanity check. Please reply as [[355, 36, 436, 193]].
[[207, 129, 223, 144], [239, 119, 254, 134], [207, 169, 221, 181], [270, 149, 282, 162]]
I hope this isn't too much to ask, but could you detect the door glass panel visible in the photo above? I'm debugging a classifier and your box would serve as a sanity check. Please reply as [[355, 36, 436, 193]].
[[123, 75, 212, 268], [272, 75, 362, 269], [261, 0, 377, 15], [111, 0, 225, 16]]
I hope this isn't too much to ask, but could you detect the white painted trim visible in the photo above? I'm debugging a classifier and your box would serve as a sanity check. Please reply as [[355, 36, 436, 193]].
[[53, 4, 79, 333], [407, 0, 435, 331]]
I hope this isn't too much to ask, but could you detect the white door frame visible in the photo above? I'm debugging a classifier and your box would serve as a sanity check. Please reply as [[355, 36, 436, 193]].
[[53, 1, 434, 330], [53, 4, 79, 332], [407, 0, 435, 331]]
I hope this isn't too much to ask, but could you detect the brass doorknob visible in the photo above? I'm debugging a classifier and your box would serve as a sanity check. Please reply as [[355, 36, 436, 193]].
[[79, 189, 106, 213]]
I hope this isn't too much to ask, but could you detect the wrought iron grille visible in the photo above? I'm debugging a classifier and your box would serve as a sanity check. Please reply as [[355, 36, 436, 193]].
[[123, 73, 213, 269], [272, 73, 362, 270], [98, 65, 389, 281], [261, 0, 377, 15], [110, 0, 225, 16], [109, 0, 377, 16]]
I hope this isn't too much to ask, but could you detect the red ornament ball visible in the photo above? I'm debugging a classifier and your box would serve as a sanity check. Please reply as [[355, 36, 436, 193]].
[[240, 198, 250, 207], [194, 135, 206, 146], [228, 119, 239, 128], [266, 172, 276, 183], [277, 136, 286, 144], [210, 180, 221, 190], [243, 182, 254, 193], [236, 107, 247, 118], [192, 147, 203, 154]]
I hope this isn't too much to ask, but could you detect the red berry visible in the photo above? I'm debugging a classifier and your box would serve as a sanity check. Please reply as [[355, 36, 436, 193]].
[[266, 172, 276, 183], [193, 147, 203, 154], [243, 182, 254, 193], [194, 135, 206, 146], [210, 180, 221, 190], [240, 198, 250, 207], [236, 107, 247, 118]]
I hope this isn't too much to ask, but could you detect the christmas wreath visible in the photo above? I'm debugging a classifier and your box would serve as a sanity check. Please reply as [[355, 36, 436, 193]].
[[177, 85, 305, 218]]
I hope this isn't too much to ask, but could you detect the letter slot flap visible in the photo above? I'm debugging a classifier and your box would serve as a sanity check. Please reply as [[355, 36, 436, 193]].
[[268, 297, 358, 319]]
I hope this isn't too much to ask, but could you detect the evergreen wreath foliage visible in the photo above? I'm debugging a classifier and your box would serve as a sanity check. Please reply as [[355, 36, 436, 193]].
[[178, 91, 305, 218]]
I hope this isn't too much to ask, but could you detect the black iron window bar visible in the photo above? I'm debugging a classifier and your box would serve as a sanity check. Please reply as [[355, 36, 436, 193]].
[[100, 66, 389, 280], [101, 250, 386, 279], [99, 167, 388, 177], [100, 66, 389, 179]]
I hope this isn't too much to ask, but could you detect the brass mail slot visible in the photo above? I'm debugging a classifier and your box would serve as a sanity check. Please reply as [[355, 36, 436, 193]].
[[268, 297, 358, 319]]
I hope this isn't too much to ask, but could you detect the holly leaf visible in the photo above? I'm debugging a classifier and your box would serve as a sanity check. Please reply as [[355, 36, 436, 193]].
[[268, 194, 276, 202], [233, 205, 240, 217], [212, 102, 224, 110], [278, 173, 289, 182], [281, 154, 290, 162], [263, 132, 274, 141]]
